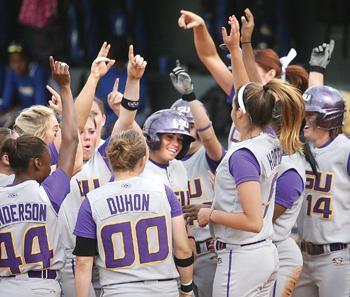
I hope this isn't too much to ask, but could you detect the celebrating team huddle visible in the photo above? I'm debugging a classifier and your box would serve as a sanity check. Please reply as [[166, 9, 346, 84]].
[[0, 7, 349, 297]]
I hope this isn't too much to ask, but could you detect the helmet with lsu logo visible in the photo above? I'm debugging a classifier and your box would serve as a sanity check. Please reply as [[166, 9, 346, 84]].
[[143, 109, 195, 159], [303, 85, 345, 129], [170, 99, 194, 124]]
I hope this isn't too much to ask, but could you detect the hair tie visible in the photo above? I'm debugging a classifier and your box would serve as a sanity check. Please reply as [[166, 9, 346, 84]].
[[237, 83, 252, 114], [263, 85, 269, 91]]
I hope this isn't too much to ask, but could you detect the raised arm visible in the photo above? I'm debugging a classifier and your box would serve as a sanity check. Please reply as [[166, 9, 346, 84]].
[[74, 42, 115, 130], [308, 40, 335, 87], [170, 61, 222, 161], [49, 57, 79, 177], [178, 10, 233, 95], [111, 45, 147, 135], [222, 15, 250, 90], [240, 8, 262, 83]]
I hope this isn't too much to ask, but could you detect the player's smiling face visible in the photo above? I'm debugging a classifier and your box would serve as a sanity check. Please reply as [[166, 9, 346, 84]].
[[152, 133, 183, 163], [304, 112, 329, 144]]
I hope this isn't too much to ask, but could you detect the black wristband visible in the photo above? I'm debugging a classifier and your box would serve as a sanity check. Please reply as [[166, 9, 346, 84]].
[[121, 97, 140, 111], [174, 253, 194, 267], [180, 281, 194, 294], [309, 65, 325, 74], [182, 92, 196, 102]]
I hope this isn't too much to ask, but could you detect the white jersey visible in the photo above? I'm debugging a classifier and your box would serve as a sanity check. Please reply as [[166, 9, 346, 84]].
[[0, 173, 14, 187], [87, 177, 180, 286], [141, 159, 189, 207], [272, 153, 305, 242], [182, 147, 218, 241], [0, 181, 65, 276], [58, 144, 112, 250], [213, 133, 281, 245], [297, 134, 350, 244], [227, 123, 240, 150]]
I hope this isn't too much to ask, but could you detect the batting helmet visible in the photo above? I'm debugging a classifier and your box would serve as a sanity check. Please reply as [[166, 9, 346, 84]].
[[170, 99, 194, 124], [143, 109, 195, 159], [303, 86, 345, 130]]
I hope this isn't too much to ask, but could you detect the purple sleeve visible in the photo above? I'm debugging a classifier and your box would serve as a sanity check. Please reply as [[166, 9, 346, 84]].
[[347, 154, 350, 176], [229, 148, 261, 186], [97, 136, 110, 159], [205, 146, 225, 173], [226, 85, 235, 104], [275, 169, 304, 209], [74, 198, 97, 239], [42, 168, 70, 213], [164, 185, 182, 217], [48, 142, 58, 165]]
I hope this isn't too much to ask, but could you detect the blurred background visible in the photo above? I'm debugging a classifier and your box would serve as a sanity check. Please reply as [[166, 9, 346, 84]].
[[0, 0, 349, 137]]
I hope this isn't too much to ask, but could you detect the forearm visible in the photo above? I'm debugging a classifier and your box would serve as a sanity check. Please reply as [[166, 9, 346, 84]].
[[75, 257, 93, 297], [177, 265, 193, 285], [230, 48, 250, 89], [242, 44, 262, 83], [60, 86, 78, 144], [308, 72, 324, 87], [74, 75, 99, 130], [193, 26, 233, 95], [210, 209, 262, 233]]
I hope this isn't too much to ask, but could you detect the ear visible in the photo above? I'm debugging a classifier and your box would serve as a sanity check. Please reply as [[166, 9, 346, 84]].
[[33, 158, 42, 171], [1, 154, 10, 166], [266, 69, 276, 81]]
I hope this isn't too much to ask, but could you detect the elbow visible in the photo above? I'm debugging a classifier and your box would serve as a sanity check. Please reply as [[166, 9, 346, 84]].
[[248, 219, 263, 233], [175, 242, 193, 259]]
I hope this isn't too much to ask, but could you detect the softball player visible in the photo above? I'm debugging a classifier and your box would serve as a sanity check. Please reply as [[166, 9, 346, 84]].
[[141, 109, 194, 207], [0, 57, 78, 297], [294, 86, 350, 297], [58, 44, 147, 297], [0, 128, 17, 186], [73, 129, 194, 297], [170, 63, 224, 297]]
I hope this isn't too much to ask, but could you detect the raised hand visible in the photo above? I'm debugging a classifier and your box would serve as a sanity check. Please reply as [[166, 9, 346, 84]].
[[241, 8, 254, 43], [46, 85, 62, 113], [309, 40, 335, 71], [107, 78, 123, 116], [127, 45, 147, 80], [178, 10, 205, 30], [169, 60, 194, 95], [221, 15, 241, 52], [49, 56, 70, 87], [90, 42, 116, 80]]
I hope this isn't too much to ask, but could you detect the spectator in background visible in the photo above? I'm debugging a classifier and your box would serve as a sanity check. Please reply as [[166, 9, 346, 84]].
[[0, 43, 49, 113]]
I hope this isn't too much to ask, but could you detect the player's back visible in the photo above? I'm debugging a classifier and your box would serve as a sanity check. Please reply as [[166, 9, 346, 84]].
[[87, 176, 179, 286], [0, 181, 65, 276]]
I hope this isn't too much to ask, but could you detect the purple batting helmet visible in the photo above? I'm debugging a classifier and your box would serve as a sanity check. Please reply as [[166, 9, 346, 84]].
[[170, 99, 194, 124], [303, 85, 345, 129], [143, 109, 195, 159]]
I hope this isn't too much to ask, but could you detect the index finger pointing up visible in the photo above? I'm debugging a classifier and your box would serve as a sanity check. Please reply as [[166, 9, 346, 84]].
[[113, 78, 119, 93], [128, 45, 134, 61]]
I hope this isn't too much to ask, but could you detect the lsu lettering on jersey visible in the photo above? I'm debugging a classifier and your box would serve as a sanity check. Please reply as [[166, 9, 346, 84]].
[[0, 181, 65, 276], [182, 147, 220, 241], [297, 135, 350, 244], [213, 133, 281, 245], [58, 146, 113, 251], [272, 153, 305, 242], [141, 159, 189, 207], [87, 177, 180, 286]]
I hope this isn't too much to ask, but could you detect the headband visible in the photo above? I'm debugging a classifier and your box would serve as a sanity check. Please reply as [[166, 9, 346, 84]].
[[237, 83, 252, 114]]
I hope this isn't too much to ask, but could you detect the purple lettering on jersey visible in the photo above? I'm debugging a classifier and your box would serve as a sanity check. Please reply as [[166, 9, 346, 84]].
[[0, 203, 47, 226], [101, 222, 135, 269], [136, 216, 169, 264], [188, 178, 203, 200], [107, 194, 150, 215], [0, 232, 22, 274], [266, 147, 282, 170], [174, 190, 189, 207], [78, 178, 101, 197], [305, 170, 333, 193], [23, 225, 54, 269]]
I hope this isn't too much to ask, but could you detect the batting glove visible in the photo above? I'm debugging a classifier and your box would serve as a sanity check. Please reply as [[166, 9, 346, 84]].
[[170, 60, 196, 101], [309, 40, 335, 74]]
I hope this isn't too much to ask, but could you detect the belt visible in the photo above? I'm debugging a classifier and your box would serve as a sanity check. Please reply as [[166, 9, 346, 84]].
[[300, 241, 348, 256], [6, 269, 57, 279], [216, 239, 266, 251], [195, 238, 213, 254]]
